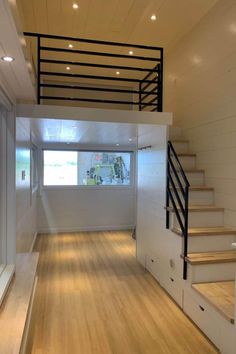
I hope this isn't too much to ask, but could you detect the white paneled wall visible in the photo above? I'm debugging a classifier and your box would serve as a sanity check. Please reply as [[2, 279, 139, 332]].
[[165, 0, 236, 227], [136, 125, 184, 306], [16, 118, 37, 252], [37, 187, 135, 233]]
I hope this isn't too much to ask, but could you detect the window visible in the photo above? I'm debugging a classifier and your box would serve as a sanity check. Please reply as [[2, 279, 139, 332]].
[[43, 150, 132, 186], [44, 150, 78, 186]]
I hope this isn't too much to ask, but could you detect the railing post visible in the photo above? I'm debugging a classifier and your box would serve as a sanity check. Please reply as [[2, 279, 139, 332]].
[[37, 36, 41, 104], [183, 185, 189, 280], [139, 82, 142, 111], [166, 143, 170, 229], [159, 48, 164, 112]]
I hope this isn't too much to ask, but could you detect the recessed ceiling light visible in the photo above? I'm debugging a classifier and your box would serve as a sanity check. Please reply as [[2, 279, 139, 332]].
[[68, 44, 74, 48], [116, 71, 120, 75], [129, 51, 133, 55], [150, 14, 157, 21], [72, 3, 79, 9], [116, 143, 120, 146], [1, 56, 15, 62], [66, 66, 71, 71]]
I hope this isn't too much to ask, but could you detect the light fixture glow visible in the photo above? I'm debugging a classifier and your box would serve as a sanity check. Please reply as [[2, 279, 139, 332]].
[[129, 50, 133, 55], [66, 66, 71, 70], [72, 3, 79, 9], [1, 56, 15, 62], [116, 143, 120, 146], [68, 44, 74, 48], [116, 71, 120, 75], [129, 138, 132, 142], [150, 14, 157, 21]]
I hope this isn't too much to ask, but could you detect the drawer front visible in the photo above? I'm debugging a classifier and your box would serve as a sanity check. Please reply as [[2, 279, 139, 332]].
[[184, 289, 221, 348], [145, 254, 160, 282], [162, 273, 184, 308]]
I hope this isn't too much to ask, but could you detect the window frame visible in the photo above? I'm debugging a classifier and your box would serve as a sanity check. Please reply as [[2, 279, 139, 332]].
[[42, 148, 134, 189], [31, 142, 39, 194]]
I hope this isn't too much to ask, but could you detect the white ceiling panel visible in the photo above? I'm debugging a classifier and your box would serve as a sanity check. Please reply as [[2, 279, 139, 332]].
[[30, 118, 139, 146]]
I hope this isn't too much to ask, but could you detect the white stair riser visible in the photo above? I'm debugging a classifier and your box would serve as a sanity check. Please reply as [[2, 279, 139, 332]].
[[189, 190, 214, 205], [187, 262, 236, 283], [188, 235, 236, 252], [172, 142, 189, 154], [173, 210, 224, 228], [171, 171, 204, 186], [169, 127, 183, 140], [186, 172, 204, 186], [173, 190, 214, 206], [178, 156, 196, 169]]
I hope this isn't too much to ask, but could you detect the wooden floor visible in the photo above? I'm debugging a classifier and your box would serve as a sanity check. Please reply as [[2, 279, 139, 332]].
[[193, 281, 235, 324], [28, 231, 218, 354]]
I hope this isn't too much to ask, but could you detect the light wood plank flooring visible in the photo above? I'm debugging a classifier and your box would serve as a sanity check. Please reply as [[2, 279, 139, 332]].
[[28, 231, 218, 354]]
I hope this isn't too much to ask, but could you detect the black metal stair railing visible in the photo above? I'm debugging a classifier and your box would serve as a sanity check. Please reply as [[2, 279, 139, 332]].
[[166, 141, 190, 280], [23, 32, 163, 111]]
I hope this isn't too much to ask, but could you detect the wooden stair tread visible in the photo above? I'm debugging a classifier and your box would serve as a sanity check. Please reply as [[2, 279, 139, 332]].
[[184, 169, 204, 173], [177, 153, 196, 157], [172, 169, 204, 173], [168, 205, 224, 212], [171, 186, 213, 191], [186, 250, 236, 265], [173, 226, 236, 237], [171, 139, 189, 143], [192, 281, 235, 324]]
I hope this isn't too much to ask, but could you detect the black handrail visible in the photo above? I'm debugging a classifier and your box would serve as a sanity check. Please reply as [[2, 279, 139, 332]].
[[23, 32, 164, 111], [166, 141, 190, 280]]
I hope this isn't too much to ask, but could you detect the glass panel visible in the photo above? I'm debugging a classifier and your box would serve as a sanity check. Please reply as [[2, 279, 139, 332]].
[[79, 152, 131, 186], [44, 150, 78, 185]]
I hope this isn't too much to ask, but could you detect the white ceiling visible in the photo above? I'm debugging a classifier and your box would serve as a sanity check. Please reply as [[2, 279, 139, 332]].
[[29, 118, 139, 146]]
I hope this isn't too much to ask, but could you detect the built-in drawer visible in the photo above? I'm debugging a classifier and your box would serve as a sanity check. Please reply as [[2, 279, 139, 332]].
[[184, 288, 221, 349], [145, 254, 161, 282], [162, 273, 184, 308]]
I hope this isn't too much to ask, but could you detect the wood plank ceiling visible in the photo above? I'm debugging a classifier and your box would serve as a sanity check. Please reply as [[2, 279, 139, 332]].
[[15, 0, 218, 94]]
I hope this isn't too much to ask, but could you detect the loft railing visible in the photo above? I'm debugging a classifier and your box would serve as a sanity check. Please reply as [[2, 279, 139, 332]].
[[166, 141, 190, 280], [23, 32, 163, 111]]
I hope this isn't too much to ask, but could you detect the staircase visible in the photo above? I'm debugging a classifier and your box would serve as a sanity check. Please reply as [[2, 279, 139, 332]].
[[168, 136, 236, 353]]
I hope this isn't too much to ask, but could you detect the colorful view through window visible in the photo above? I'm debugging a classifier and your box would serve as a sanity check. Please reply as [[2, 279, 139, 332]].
[[43, 150, 131, 186]]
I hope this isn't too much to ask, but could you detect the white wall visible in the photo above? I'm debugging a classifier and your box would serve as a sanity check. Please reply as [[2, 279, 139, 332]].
[[37, 187, 135, 233], [16, 118, 37, 252], [136, 124, 184, 306], [37, 147, 136, 233], [165, 0, 236, 227]]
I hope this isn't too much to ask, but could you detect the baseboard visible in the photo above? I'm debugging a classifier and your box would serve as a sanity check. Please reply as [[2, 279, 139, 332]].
[[37, 225, 135, 234], [29, 232, 38, 252]]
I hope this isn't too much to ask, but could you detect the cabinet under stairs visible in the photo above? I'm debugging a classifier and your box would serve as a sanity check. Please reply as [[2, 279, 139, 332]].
[[168, 137, 236, 353]]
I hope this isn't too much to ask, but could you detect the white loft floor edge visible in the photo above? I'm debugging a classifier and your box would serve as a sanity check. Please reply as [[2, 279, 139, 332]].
[[16, 104, 173, 126], [0, 264, 15, 306]]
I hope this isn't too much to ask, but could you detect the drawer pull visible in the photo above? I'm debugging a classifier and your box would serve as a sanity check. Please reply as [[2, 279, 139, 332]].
[[170, 277, 174, 282], [199, 305, 205, 312], [151, 259, 154, 263]]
